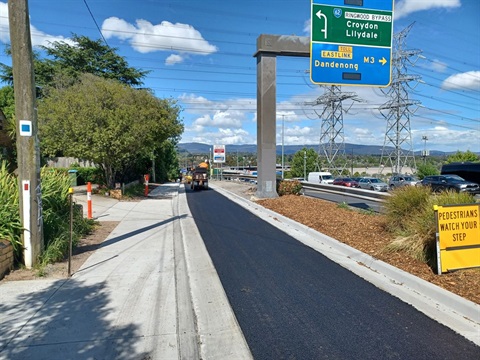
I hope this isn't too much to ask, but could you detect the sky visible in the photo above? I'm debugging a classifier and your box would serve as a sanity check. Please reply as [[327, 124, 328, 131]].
[[0, 0, 479, 153]]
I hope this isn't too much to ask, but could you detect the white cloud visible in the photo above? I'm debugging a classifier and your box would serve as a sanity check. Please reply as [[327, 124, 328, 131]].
[[441, 71, 480, 90], [189, 128, 252, 145], [278, 126, 319, 146], [180, 94, 257, 145], [0, 2, 74, 47], [101, 17, 217, 64], [276, 110, 302, 122], [165, 54, 184, 65], [194, 111, 243, 129], [413, 127, 480, 152], [395, 0, 461, 20], [430, 59, 448, 73], [303, 19, 311, 35]]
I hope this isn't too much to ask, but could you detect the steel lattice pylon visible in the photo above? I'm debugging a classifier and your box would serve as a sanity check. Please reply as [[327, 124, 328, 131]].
[[379, 23, 422, 175], [308, 85, 360, 173]]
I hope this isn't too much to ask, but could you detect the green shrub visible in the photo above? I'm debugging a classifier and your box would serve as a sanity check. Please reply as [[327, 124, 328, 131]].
[[277, 180, 303, 196], [122, 183, 145, 198], [0, 161, 22, 262], [384, 186, 476, 264], [71, 166, 105, 185], [0, 163, 95, 268], [50, 166, 105, 186], [39, 167, 96, 266]]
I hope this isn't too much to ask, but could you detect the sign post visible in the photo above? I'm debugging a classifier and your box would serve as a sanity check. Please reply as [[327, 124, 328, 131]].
[[213, 145, 226, 163], [434, 204, 480, 274], [310, 0, 394, 86]]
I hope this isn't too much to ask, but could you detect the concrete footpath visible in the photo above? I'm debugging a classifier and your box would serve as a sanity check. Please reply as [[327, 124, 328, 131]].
[[0, 183, 252, 360]]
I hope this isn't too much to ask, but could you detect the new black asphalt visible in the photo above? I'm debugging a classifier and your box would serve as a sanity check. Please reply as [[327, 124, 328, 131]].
[[186, 186, 480, 359]]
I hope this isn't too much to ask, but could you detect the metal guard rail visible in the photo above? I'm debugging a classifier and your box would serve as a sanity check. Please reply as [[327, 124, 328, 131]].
[[300, 182, 390, 203], [218, 174, 390, 203]]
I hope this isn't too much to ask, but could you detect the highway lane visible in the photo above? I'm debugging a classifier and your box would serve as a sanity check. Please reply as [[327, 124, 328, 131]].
[[303, 188, 385, 213], [185, 187, 479, 359]]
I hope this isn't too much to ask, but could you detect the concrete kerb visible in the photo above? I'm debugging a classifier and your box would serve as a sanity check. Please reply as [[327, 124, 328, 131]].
[[208, 183, 480, 346], [177, 185, 253, 359]]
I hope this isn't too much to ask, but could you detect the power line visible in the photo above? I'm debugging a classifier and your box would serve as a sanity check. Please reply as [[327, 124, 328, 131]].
[[82, 0, 109, 46]]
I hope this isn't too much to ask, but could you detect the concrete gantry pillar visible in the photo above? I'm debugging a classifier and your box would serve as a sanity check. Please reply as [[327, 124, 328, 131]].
[[255, 52, 277, 198], [254, 35, 309, 198]]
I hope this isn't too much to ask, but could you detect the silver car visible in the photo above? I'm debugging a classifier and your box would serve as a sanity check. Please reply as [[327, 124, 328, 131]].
[[388, 175, 419, 190], [358, 177, 389, 192]]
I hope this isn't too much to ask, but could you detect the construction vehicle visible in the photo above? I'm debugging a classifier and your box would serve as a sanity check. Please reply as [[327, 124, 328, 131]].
[[191, 161, 209, 190]]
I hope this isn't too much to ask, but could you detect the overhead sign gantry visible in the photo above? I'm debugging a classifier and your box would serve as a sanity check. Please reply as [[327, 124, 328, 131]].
[[310, 0, 394, 87]]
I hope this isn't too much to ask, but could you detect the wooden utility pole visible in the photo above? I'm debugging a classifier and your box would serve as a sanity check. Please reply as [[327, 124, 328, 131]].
[[8, 0, 43, 268]]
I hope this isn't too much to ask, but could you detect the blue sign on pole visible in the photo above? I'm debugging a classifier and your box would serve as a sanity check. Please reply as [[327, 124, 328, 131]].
[[310, 0, 394, 87]]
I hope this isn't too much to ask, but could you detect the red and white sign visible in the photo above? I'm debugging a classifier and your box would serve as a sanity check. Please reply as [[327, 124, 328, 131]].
[[213, 144, 226, 163]]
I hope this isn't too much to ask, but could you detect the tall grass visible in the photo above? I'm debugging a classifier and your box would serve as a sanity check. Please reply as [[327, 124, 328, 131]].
[[0, 162, 95, 268], [0, 161, 22, 262], [39, 167, 95, 266], [384, 186, 476, 264]]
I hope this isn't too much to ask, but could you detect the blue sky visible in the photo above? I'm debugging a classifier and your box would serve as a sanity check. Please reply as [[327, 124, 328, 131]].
[[1, 0, 479, 153]]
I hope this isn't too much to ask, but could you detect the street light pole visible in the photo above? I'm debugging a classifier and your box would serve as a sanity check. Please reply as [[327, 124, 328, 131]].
[[351, 147, 354, 176], [422, 135, 428, 164], [303, 150, 307, 180]]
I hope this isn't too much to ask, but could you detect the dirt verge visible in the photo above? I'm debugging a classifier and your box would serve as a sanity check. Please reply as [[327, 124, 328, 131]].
[[1, 221, 119, 281]]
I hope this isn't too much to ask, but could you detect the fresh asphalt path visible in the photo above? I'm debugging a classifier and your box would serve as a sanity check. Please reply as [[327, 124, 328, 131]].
[[186, 186, 480, 359]]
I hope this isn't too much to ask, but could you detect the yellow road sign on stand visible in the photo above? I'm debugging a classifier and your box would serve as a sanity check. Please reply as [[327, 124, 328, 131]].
[[435, 204, 480, 274]]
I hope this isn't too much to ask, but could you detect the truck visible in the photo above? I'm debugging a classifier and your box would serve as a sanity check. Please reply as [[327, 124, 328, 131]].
[[191, 161, 209, 190], [441, 162, 480, 184], [307, 171, 334, 184]]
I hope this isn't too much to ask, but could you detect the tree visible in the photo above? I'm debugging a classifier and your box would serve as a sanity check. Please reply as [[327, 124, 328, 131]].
[[38, 74, 183, 187], [289, 148, 318, 178], [0, 86, 16, 166], [1, 34, 149, 89], [155, 140, 181, 182], [416, 163, 440, 179], [445, 150, 479, 164]]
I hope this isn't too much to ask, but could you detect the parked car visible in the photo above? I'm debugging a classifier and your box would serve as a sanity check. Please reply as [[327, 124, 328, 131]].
[[358, 177, 389, 192], [332, 177, 359, 187], [420, 175, 480, 194], [388, 175, 419, 190]]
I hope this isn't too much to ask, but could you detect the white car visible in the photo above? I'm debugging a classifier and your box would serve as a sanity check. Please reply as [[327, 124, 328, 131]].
[[358, 177, 389, 192]]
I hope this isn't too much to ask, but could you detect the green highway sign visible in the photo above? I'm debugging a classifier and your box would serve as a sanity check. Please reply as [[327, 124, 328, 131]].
[[310, 0, 394, 87], [312, 4, 393, 47]]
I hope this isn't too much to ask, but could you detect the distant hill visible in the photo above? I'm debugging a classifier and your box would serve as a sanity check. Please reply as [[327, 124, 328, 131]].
[[178, 142, 454, 156]]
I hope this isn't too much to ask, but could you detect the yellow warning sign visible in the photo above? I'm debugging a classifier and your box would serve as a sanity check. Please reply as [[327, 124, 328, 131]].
[[435, 204, 480, 274]]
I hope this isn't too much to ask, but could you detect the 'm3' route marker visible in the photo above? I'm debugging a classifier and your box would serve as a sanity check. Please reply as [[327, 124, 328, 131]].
[[310, 0, 394, 87]]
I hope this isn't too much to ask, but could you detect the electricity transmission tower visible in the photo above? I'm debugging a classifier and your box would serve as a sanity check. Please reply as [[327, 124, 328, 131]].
[[379, 23, 422, 175], [308, 85, 360, 173]]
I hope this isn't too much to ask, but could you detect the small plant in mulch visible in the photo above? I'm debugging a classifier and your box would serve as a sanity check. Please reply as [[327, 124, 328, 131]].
[[383, 186, 477, 265], [278, 180, 303, 196]]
